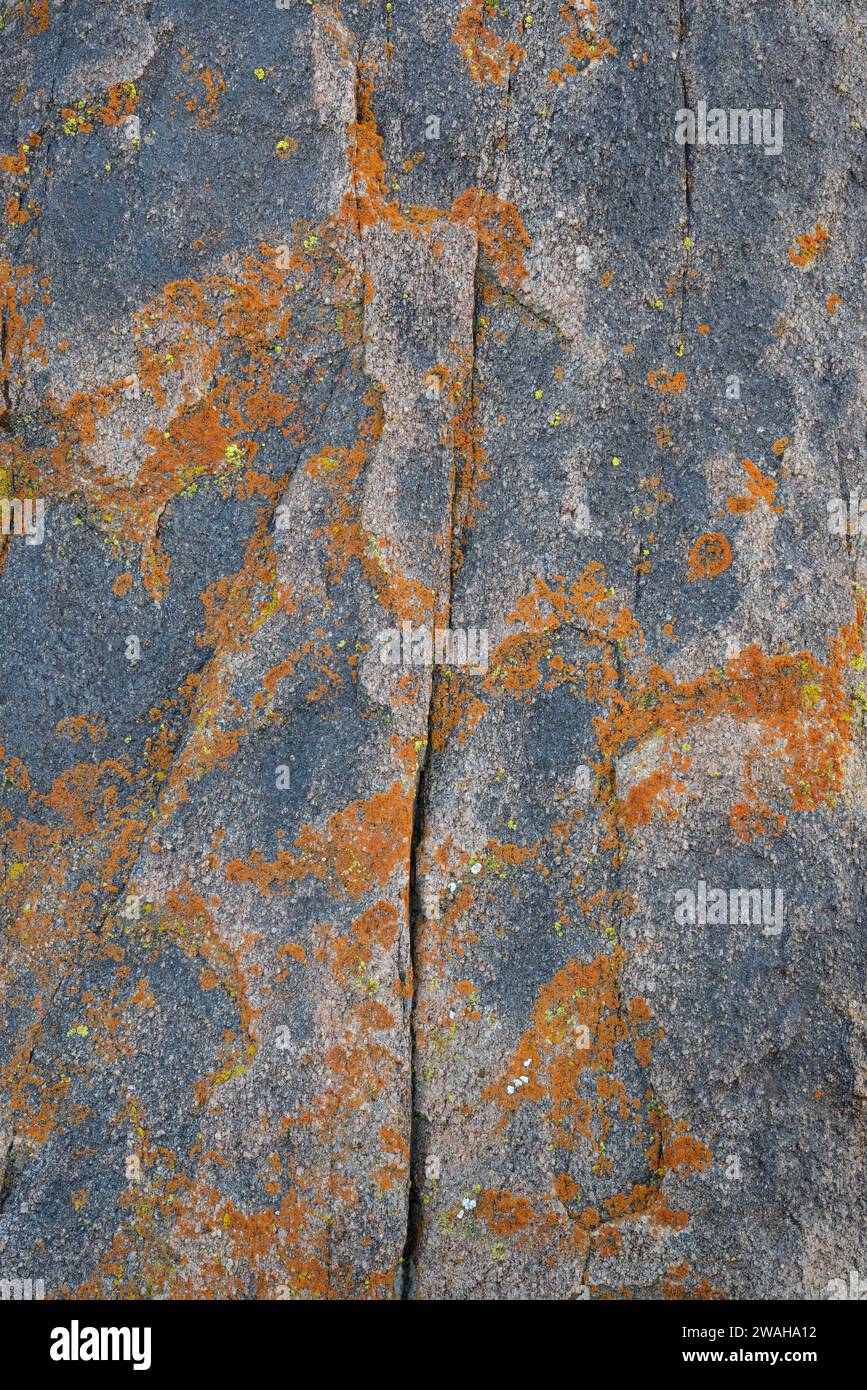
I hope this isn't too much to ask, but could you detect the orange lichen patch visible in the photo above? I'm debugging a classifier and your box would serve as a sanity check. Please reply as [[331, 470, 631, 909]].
[[374, 1125, 408, 1192], [654, 424, 672, 448], [601, 631, 860, 852], [155, 516, 291, 815], [20, 0, 49, 34], [478, 1189, 535, 1235], [0, 1025, 72, 1144], [687, 531, 732, 581], [638, 475, 672, 518], [553, 1172, 582, 1204], [730, 798, 785, 843], [324, 899, 401, 980], [0, 731, 180, 1143], [352, 900, 401, 952], [389, 736, 422, 780], [481, 630, 547, 701], [772, 436, 790, 456], [94, 82, 140, 126], [0, 135, 39, 177], [254, 647, 309, 713], [594, 1224, 623, 1256], [647, 368, 686, 396], [484, 949, 659, 1158], [354, 1000, 396, 1031], [302, 1032, 404, 1133], [827, 294, 843, 314], [725, 458, 782, 515], [226, 783, 413, 901], [697, 323, 710, 334], [324, 522, 436, 629], [549, 0, 617, 85], [339, 66, 398, 233], [662, 1134, 712, 1173], [269, 845, 406, 1167], [178, 52, 225, 129], [627, 996, 661, 1068], [302, 785, 412, 899], [58, 106, 93, 136], [19, 246, 307, 599], [3, 197, 32, 225], [197, 523, 283, 655], [308, 394, 451, 632], [72, 1111, 379, 1300], [476, 943, 710, 1256], [485, 566, 641, 707], [361, 535, 435, 625], [480, 562, 861, 862], [112, 571, 133, 597], [7, 771, 143, 935], [53, 84, 138, 140], [485, 839, 539, 869], [430, 673, 487, 753], [604, 1183, 689, 1233], [1, 751, 30, 793], [423, 364, 449, 399], [39, 759, 132, 836], [143, 886, 259, 1105], [55, 714, 108, 743], [661, 1261, 726, 1300], [788, 222, 828, 268], [0, 260, 47, 389], [279, 942, 307, 969], [443, 352, 493, 582], [338, 69, 529, 292], [448, 189, 530, 291], [615, 765, 678, 837], [452, 2, 525, 85], [130, 976, 156, 1010]]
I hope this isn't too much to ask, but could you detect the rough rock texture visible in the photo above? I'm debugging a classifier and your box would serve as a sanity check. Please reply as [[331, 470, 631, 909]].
[[0, 0, 865, 1300]]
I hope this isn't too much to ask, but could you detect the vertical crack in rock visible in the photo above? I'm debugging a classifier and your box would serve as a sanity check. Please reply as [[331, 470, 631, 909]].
[[401, 234, 483, 1298], [452, 239, 484, 596], [0, 310, 12, 433], [674, 0, 693, 356], [399, 692, 433, 1300]]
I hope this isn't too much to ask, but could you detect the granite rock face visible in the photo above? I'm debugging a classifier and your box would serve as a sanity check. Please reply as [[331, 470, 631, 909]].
[[0, 0, 865, 1300]]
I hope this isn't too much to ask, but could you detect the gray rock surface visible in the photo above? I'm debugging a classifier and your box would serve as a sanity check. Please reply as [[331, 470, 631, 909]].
[[0, 0, 864, 1299]]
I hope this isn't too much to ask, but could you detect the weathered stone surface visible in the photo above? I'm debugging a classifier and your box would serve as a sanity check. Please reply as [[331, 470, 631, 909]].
[[0, 0, 864, 1301]]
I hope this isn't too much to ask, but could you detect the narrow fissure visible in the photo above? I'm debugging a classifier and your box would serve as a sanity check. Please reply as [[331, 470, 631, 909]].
[[400, 238, 484, 1298], [675, 0, 693, 354], [398, 692, 434, 1300], [0, 311, 12, 433]]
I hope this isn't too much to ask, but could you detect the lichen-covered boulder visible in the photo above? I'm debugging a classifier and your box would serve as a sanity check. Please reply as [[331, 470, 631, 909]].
[[1, 0, 864, 1301]]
